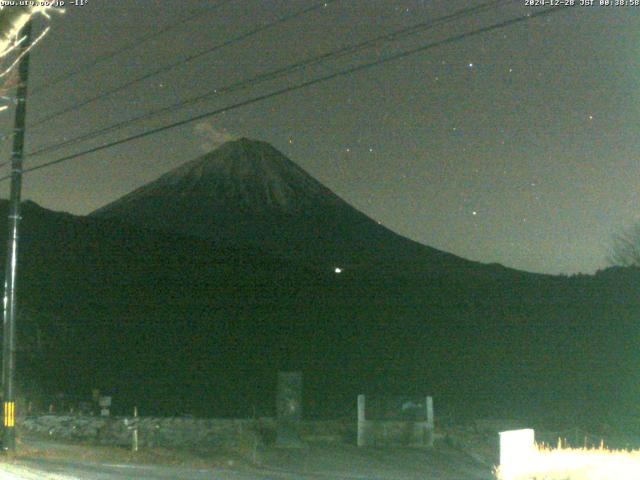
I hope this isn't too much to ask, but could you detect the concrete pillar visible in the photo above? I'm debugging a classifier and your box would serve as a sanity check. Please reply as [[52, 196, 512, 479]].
[[425, 396, 434, 447], [357, 394, 366, 447], [275, 371, 304, 447]]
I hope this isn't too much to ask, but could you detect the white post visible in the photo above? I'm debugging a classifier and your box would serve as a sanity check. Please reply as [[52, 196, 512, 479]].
[[425, 396, 434, 447], [499, 429, 536, 476], [357, 394, 366, 447], [132, 406, 139, 452]]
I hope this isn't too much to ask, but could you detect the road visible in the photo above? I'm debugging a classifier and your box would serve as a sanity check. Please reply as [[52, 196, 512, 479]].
[[0, 459, 321, 480], [0, 453, 494, 480], [1, 437, 495, 479]]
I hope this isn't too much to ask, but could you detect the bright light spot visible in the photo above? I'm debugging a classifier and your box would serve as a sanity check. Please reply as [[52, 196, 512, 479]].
[[334, 267, 342, 274], [0, 6, 61, 82], [472, 211, 477, 216], [588, 115, 593, 120], [468, 62, 474, 68]]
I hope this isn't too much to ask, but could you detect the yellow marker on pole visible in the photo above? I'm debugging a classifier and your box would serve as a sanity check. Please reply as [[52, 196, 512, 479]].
[[4, 401, 15, 427]]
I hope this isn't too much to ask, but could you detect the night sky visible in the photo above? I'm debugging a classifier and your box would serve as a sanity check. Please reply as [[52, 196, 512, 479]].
[[0, 0, 637, 275]]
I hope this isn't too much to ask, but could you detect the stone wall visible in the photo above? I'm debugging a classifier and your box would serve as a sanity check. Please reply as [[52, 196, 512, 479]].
[[358, 420, 434, 447], [18, 414, 428, 449], [19, 415, 272, 450]]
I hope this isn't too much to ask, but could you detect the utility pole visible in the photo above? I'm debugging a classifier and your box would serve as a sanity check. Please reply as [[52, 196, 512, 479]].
[[2, 19, 32, 452]]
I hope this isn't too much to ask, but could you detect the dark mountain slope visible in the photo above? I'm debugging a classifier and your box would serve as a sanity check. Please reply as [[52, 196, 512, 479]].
[[90, 138, 523, 279]]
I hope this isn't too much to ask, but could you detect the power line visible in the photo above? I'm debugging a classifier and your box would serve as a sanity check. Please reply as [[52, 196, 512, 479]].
[[26, 0, 507, 159], [30, 0, 234, 96], [1, 5, 571, 182], [17, 5, 570, 177], [29, 0, 336, 128]]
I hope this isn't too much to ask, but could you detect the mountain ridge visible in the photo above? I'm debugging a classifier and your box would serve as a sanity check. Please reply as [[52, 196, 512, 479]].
[[90, 138, 527, 278]]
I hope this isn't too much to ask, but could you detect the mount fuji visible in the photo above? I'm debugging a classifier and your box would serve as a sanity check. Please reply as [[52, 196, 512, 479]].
[[91, 138, 497, 276]]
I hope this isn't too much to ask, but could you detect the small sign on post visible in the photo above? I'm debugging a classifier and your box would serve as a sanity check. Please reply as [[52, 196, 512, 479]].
[[98, 396, 111, 417]]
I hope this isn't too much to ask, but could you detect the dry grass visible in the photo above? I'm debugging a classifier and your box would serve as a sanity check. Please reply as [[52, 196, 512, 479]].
[[495, 442, 640, 480], [13, 434, 248, 470]]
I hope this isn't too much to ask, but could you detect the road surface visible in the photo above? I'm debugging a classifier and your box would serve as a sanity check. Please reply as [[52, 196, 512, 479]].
[[0, 437, 495, 479], [0, 459, 318, 479]]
